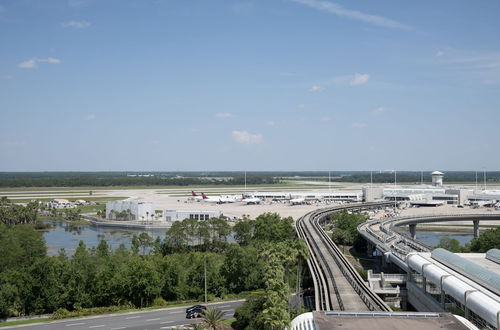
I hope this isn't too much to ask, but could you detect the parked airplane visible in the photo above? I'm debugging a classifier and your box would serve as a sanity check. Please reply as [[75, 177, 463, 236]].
[[189, 191, 204, 201], [200, 193, 240, 204], [289, 197, 306, 205], [242, 194, 262, 205]]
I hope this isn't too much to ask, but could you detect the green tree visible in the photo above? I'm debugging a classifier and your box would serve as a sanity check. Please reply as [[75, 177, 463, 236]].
[[436, 237, 465, 252], [468, 227, 500, 252], [233, 218, 255, 246], [138, 232, 153, 254], [253, 213, 294, 243], [200, 307, 226, 330]]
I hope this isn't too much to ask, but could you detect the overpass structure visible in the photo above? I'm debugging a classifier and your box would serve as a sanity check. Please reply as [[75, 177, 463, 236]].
[[358, 213, 500, 329], [295, 202, 393, 312], [358, 213, 500, 271]]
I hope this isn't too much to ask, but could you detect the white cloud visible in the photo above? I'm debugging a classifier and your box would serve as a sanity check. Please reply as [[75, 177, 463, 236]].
[[352, 122, 367, 128], [309, 85, 325, 92], [290, 0, 413, 30], [17, 57, 61, 69], [436, 50, 445, 57], [85, 114, 96, 121], [320, 116, 331, 122], [18, 59, 37, 69], [231, 130, 263, 145], [61, 20, 91, 28], [40, 57, 61, 64], [215, 112, 235, 118], [265, 120, 276, 126], [350, 73, 370, 86], [373, 107, 385, 115]]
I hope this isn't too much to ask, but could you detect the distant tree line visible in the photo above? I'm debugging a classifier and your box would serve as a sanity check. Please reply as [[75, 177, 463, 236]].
[[2, 171, 499, 187], [0, 172, 279, 187], [0, 213, 307, 329]]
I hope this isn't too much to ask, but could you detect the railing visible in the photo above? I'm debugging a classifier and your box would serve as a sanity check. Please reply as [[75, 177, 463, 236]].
[[296, 202, 393, 312]]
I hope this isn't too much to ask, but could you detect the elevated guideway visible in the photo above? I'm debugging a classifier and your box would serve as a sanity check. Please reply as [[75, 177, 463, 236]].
[[358, 213, 500, 270], [295, 202, 393, 312]]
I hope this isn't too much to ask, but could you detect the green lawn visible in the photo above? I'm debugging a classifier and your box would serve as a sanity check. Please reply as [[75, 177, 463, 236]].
[[8, 196, 127, 203]]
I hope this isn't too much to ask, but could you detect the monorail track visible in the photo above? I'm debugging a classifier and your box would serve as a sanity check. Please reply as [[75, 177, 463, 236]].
[[295, 202, 392, 312]]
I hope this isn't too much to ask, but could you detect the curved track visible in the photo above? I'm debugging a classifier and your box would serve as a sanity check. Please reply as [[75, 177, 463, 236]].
[[358, 213, 500, 261], [296, 202, 392, 312]]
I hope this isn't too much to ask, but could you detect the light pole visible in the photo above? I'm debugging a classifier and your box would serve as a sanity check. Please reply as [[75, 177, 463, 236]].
[[204, 256, 208, 304]]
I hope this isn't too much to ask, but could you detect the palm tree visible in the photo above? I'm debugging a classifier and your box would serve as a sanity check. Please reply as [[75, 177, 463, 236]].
[[200, 307, 225, 330]]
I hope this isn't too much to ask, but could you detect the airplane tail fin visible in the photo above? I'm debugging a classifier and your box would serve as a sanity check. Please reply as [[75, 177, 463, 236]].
[[192, 191, 197, 196], [202, 193, 207, 199]]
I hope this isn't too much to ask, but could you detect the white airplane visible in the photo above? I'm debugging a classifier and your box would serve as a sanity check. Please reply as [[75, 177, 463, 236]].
[[242, 194, 262, 205], [189, 191, 204, 201], [289, 197, 306, 205], [199, 193, 240, 204]]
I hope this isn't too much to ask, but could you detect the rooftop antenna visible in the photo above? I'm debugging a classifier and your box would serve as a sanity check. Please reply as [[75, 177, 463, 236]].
[[394, 170, 397, 209], [483, 168, 486, 191], [475, 170, 478, 191]]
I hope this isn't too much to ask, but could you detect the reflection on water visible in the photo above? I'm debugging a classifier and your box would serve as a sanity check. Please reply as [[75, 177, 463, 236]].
[[42, 220, 168, 256], [410, 231, 474, 247]]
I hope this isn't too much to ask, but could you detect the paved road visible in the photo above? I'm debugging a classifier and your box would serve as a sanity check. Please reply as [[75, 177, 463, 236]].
[[2, 301, 244, 330]]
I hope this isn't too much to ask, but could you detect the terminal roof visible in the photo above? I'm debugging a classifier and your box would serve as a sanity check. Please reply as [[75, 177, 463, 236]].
[[312, 312, 470, 330]]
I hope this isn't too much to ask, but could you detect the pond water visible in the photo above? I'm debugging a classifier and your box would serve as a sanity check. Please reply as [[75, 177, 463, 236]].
[[42, 220, 169, 256], [41, 220, 475, 256], [405, 230, 474, 247]]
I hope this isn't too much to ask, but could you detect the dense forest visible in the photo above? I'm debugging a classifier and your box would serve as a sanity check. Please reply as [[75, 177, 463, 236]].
[[0, 207, 307, 329], [0, 172, 279, 188], [0, 171, 499, 188]]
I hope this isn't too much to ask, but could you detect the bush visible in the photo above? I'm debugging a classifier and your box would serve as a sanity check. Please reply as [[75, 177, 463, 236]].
[[152, 297, 168, 307], [52, 308, 70, 319], [197, 294, 216, 302]]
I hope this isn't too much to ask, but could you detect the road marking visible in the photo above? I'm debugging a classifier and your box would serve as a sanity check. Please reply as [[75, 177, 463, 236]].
[[126, 316, 141, 319], [111, 328, 127, 330], [160, 321, 175, 324], [88, 326, 105, 329], [66, 323, 86, 326], [146, 318, 160, 321]]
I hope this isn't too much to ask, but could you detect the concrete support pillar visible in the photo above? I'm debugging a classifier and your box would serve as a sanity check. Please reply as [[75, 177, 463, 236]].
[[366, 241, 373, 256], [473, 220, 480, 238], [409, 224, 417, 240]]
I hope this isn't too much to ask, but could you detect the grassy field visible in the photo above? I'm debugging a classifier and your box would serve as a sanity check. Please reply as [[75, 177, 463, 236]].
[[7, 196, 127, 203]]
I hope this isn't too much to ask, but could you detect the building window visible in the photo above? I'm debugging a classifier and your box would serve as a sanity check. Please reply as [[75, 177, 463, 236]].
[[468, 309, 495, 330], [189, 214, 194, 219], [424, 278, 441, 302], [409, 269, 424, 289], [443, 293, 465, 317]]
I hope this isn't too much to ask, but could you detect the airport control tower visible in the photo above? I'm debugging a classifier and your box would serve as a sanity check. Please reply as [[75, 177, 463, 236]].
[[432, 171, 444, 187]]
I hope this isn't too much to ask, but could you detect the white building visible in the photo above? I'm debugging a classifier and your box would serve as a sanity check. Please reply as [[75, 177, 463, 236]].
[[251, 191, 362, 202], [46, 199, 75, 209], [106, 200, 154, 221], [432, 171, 444, 187], [163, 210, 222, 222]]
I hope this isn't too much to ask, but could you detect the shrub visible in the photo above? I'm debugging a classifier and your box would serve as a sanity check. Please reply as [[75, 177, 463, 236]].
[[52, 308, 70, 319], [152, 297, 168, 307]]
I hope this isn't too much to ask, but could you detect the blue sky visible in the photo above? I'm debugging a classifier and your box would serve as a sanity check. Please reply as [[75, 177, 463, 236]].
[[1, 0, 499, 171]]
